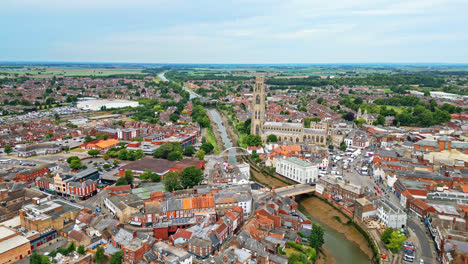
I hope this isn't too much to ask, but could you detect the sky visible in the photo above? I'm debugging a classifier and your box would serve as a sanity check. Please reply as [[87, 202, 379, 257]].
[[1, 0, 468, 63]]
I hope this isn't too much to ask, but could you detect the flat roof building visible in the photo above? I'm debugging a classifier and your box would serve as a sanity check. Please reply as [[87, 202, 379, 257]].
[[77, 99, 139, 111]]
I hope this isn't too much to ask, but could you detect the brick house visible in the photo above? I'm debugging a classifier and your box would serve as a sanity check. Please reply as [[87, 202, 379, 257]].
[[0, 226, 31, 264], [14, 165, 50, 183], [188, 237, 213, 259]]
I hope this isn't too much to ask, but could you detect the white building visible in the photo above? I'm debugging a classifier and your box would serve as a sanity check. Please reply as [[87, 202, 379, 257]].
[[275, 157, 318, 184], [430, 91, 467, 100], [377, 199, 407, 228], [77, 99, 139, 111], [237, 193, 252, 215], [319, 157, 329, 170], [344, 137, 353, 147]]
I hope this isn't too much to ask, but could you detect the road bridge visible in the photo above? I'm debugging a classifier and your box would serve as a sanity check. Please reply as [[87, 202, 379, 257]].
[[274, 184, 316, 197]]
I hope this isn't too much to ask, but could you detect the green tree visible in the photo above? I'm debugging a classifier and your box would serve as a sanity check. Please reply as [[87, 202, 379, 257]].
[[380, 227, 394, 244], [194, 149, 205, 160], [317, 97, 324, 104], [266, 134, 278, 142], [94, 246, 106, 263], [151, 173, 161, 182], [124, 169, 134, 183], [4, 145, 12, 155], [387, 231, 406, 253], [67, 156, 80, 164], [169, 113, 180, 122], [201, 142, 214, 153], [340, 141, 347, 151], [77, 245, 85, 255], [180, 166, 204, 189], [66, 241, 76, 254], [309, 223, 325, 250], [109, 250, 123, 264], [103, 164, 111, 170], [342, 111, 355, 121], [135, 149, 145, 159], [245, 134, 262, 146], [153, 142, 183, 159], [183, 145, 195, 156], [30, 253, 51, 264], [373, 115, 386, 126], [289, 253, 309, 264], [354, 118, 366, 127], [168, 151, 183, 161], [163, 172, 181, 192], [118, 149, 128, 160], [115, 177, 128, 186], [84, 134, 93, 143], [70, 160, 83, 170], [353, 97, 363, 105], [87, 149, 100, 157]]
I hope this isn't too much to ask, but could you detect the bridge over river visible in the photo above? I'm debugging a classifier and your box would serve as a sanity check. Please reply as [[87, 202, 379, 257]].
[[273, 184, 316, 197]]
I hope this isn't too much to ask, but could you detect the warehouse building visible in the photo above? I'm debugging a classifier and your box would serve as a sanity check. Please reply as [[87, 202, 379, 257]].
[[77, 99, 139, 111]]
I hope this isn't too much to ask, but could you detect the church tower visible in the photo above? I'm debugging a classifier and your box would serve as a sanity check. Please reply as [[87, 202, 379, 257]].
[[251, 76, 265, 135]]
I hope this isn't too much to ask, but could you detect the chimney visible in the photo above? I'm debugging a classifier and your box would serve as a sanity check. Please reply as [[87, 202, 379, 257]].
[[464, 253, 468, 264]]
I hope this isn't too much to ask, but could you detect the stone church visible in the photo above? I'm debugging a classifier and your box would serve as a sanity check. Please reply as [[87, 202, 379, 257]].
[[250, 76, 328, 144]]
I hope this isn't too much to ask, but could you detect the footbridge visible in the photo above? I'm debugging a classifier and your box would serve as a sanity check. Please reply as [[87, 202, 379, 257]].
[[205, 147, 250, 159], [274, 184, 316, 197]]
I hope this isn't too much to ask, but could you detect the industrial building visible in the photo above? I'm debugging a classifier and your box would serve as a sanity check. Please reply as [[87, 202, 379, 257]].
[[77, 99, 139, 111]]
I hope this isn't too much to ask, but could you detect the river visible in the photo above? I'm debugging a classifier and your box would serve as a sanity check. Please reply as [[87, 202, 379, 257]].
[[158, 72, 200, 100], [208, 108, 371, 264], [308, 214, 372, 264], [206, 108, 237, 165]]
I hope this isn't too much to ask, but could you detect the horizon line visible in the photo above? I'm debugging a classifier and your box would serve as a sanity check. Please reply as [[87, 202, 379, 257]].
[[1, 60, 468, 66]]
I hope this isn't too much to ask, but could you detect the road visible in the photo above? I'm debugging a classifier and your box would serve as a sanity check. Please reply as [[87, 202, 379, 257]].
[[408, 218, 437, 264]]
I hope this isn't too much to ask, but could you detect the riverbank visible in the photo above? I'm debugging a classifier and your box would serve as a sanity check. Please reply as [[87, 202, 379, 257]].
[[299, 196, 374, 261], [206, 111, 223, 154]]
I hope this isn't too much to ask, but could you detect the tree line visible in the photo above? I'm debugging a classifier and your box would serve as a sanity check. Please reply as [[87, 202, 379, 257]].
[[266, 74, 446, 88]]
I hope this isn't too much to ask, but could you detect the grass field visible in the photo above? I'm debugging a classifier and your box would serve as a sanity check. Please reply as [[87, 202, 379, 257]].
[[206, 127, 221, 154], [386, 105, 404, 114], [383, 88, 393, 93], [70, 148, 86, 153]]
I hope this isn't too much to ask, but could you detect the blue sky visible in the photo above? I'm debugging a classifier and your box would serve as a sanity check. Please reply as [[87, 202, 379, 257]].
[[1, 0, 467, 63]]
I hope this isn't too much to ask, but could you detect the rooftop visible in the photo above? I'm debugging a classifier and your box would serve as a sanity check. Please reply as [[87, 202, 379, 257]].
[[285, 157, 314, 167]]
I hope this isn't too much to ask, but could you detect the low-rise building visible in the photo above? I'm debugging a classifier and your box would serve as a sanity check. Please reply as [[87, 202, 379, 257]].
[[16, 143, 61, 158], [377, 199, 407, 229], [19, 199, 82, 232], [154, 241, 192, 264], [275, 157, 318, 184], [0, 226, 30, 264]]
